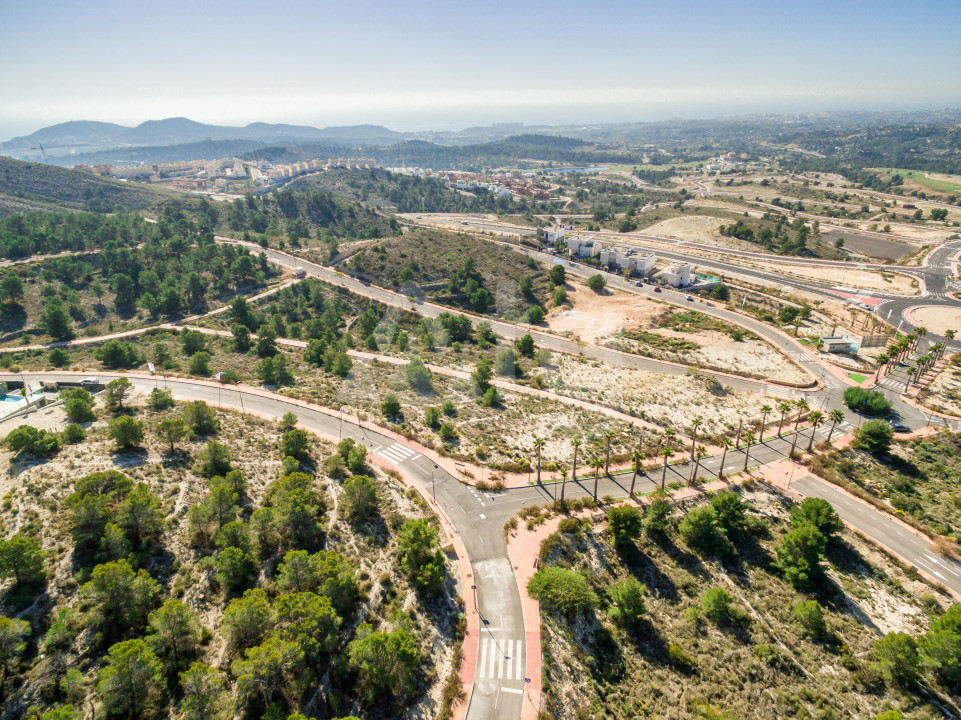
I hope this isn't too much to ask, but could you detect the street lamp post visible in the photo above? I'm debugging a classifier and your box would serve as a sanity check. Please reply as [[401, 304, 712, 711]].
[[432, 464, 438, 503]]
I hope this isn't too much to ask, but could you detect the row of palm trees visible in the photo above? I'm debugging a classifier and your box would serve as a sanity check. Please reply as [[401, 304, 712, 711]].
[[877, 326, 943, 381], [539, 396, 851, 509]]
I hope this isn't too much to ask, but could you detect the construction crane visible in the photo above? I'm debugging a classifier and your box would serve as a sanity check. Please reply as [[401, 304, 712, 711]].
[[30, 143, 47, 163]]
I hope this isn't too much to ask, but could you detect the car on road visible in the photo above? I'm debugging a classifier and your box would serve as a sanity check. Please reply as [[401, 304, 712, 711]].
[[79, 377, 100, 387], [685, 294, 694, 301], [889, 421, 910, 432], [415, 215, 422, 219], [653, 286, 661, 293], [461, 221, 469, 225]]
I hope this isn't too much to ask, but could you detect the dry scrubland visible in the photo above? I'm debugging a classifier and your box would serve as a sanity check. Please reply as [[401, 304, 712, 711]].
[[921, 362, 961, 418], [547, 282, 808, 383], [0, 391, 461, 719], [535, 487, 956, 720]]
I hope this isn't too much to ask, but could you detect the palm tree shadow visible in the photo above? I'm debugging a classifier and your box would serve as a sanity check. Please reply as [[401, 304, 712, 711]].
[[619, 543, 680, 602]]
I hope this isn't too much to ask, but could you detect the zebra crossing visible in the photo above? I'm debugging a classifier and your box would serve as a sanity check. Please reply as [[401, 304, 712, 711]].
[[374, 442, 420, 465], [477, 636, 525, 682], [786, 351, 808, 362], [467, 485, 487, 506], [764, 384, 796, 399]]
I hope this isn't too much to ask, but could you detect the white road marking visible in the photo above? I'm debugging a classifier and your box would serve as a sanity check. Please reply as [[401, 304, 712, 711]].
[[502, 687, 523, 695], [478, 636, 489, 678]]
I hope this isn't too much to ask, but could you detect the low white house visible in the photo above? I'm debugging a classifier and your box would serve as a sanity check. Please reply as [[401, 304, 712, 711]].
[[566, 237, 601, 258], [599, 247, 656, 275], [661, 262, 692, 287], [542, 227, 567, 244], [820, 337, 855, 354]]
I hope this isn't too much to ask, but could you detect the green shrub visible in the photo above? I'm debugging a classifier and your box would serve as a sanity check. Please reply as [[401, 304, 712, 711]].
[[527, 566, 598, 615], [607, 577, 646, 630], [667, 641, 697, 672], [793, 599, 827, 639], [774, 522, 827, 590], [700, 587, 735, 623], [870, 632, 920, 687], [679, 506, 732, 555], [644, 497, 672, 536], [61, 423, 86, 445], [107, 416, 144, 449], [791, 498, 842, 538], [843, 387, 891, 416], [853, 419, 893, 456], [5, 425, 61, 456], [607, 505, 642, 550]]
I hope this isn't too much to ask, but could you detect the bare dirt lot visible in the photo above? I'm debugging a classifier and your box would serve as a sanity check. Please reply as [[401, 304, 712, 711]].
[[748, 261, 919, 295], [908, 305, 961, 337], [546, 282, 809, 382]]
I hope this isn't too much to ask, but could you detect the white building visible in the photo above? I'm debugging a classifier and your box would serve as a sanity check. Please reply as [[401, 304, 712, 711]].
[[542, 227, 567, 244], [599, 246, 656, 274], [566, 237, 601, 258], [661, 262, 692, 287]]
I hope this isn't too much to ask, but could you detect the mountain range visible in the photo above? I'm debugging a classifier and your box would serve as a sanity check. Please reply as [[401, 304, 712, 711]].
[[0, 118, 408, 159]]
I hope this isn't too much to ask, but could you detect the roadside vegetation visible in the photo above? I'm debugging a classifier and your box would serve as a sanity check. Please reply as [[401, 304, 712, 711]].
[[0, 395, 462, 719], [813, 429, 961, 543], [530, 488, 958, 719]]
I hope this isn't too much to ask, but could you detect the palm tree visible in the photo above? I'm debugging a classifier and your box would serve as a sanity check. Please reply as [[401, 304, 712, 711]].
[[718, 438, 732, 479], [533, 439, 544, 484], [946, 329, 956, 345], [629, 450, 643, 498], [876, 353, 889, 380], [826, 409, 845, 443], [806, 410, 824, 452], [661, 446, 675, 490], [570, 438, 581, 485], [759, 405, 772, 441], [689, 417, 702, 460], [777, 402, 791, 436], [554, 467, 567, 511], [689, 446, 706, 486], [742, 431, 755, 471], [793, 398, 809, 434], [589, 456, 603, 501], [604, 430, 615, 476]]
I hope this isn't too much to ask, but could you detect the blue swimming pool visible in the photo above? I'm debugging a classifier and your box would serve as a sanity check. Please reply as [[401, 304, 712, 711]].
[[1, 394, 24, 403]]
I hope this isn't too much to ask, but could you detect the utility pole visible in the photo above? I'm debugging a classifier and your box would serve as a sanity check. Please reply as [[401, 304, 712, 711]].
[[431, 464, 438, 503]]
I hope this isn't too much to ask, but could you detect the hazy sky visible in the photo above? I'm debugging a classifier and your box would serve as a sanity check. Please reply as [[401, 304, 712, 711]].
[[2, 0, 960, 138]]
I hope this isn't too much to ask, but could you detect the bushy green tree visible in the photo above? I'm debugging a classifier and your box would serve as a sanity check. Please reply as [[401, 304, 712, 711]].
[[155, 417, 190, 453], [607, 505, 642, 550], [96, 639, 165, 719], [183, 401, 219, 435], [871, 632, 920, 687], [274, 591, 341, 662], [178, 663, 230, 720], [146, 387, 174, 411], [60, 388, 95, 422], [232, 636, 305, 714], [108, 416, 145, 449], [853, 419, 893, 455], [95, 340, 140, 369], [397, 519, 446, 597], [586, 274, 607, 291], [0, 535, 45, 589], [644, 497, 672, 536], [381, 392, 401, 419], [347, 625, 421, 705], [61, 423, 85, 444], [215, 547, 255, 591], [279, 429, 310, 459], [790, 498, 842, 538], [404, 357, 433, 392], [4, 425, 60, 456], [196, 441, 231, 477], [527, 567, 598, 615], [773, 521, 827, 590], [793, 600, 827, 639], [81, 559, 160, 635], [679, 506, 732, 555], [709, 491, 749, 539], [0, 615, 30, 702], [342, 475, 379, 523], [147, 599, 202, 678], [218, 586, 268, 654], [921, 604, 961, 688]]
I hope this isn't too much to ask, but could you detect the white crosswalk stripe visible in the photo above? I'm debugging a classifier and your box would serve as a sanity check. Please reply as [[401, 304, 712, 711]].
[[476, 637, 524, 680], [376, 442, 419, 465], [764, 385, 795, 399]]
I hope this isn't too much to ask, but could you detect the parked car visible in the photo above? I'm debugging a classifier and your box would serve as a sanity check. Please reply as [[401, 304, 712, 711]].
[[79, 377, 100, 387], [653, 286, 662, 293], [889, 421, 910, 432]]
